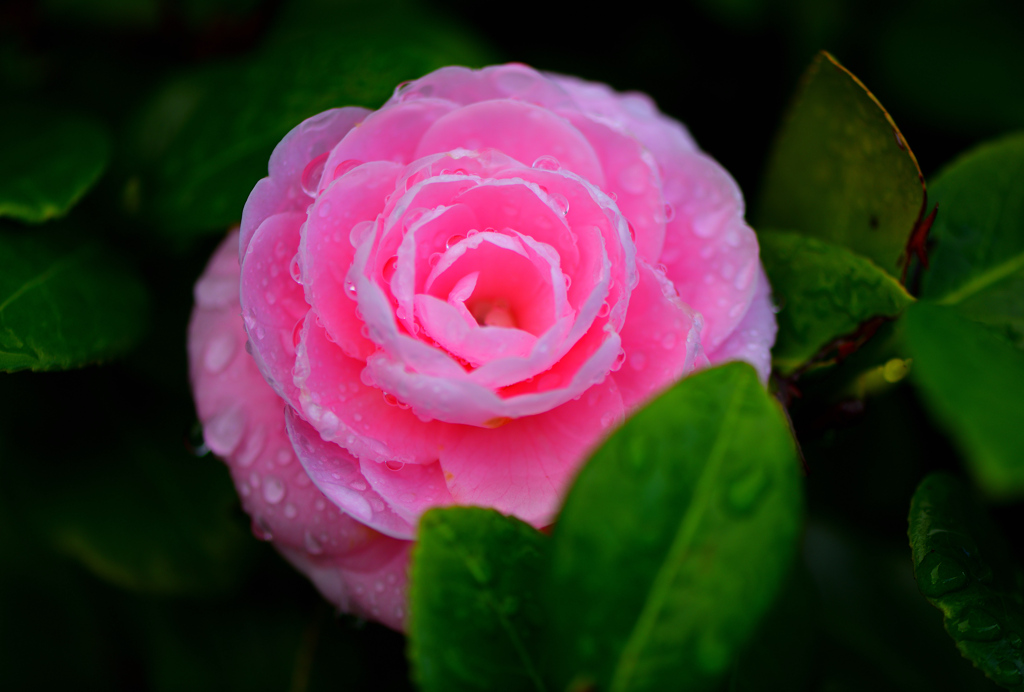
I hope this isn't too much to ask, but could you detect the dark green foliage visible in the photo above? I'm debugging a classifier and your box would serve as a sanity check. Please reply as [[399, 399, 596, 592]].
[[543, 363, 803, 692], [759, 230, 914, 373], [0, 108, 109, 223], [756, 51, 925, 276], [409, 508, 548, 692], [0, 231, 148, 372], [909, 474, 1024, 688]]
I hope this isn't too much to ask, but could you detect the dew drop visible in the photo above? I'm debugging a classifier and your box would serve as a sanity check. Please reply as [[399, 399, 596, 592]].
[[611, 349, 626, 371], [428, 252, 442, 267], [662, 203, 676, 222], [385, 460, 405, 471], [598, 302, 611, 318], [661, 333, 677, 350], [203, 332, 237, 374], [446, 234, 466, 249], [382, 256, 398, 283], [262, 475, 286, 504], [550, 192, 570, 216], [332, 158, 362, 181], [915, 551, 969, 597], [953, 608, 1002, 642], [251, 517, 273, 541], [317, 201, 332, 218], [351, 479, 367, 491], [304, 530, 324, 555], [532, 155, 561, 171], [627, 222, 636, 243], [236, 426, 266, 468], [300, 152, 329, 197], [564, 274, 572, 290], [344, 278, 358, 299], [206, 406, 246, 455], [383, 392, 399, 407], [629, 352, 647, 371]]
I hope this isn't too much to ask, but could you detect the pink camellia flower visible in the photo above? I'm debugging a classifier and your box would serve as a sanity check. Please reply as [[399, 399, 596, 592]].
[[188, 63, 776, 630]]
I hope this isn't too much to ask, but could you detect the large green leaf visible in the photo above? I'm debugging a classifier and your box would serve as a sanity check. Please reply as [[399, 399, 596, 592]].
[[756, 51, 925, 277], [0, 108, 110, 223], [34, 433, 258, 595], [904, 301, 1024, 498], [920, 133, 1024, 349], [760, 230, 914, 374], [129, 0, 492, 242], [543, 362, 803, 692], [908, 473, 1024, 689], [409, 507, 548, 692], [0, 231, 148, 372]]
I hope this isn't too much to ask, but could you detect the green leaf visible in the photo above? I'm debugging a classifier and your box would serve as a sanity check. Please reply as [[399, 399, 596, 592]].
[[409, 507, 548, 692], [904, 301, 1024, 498], [35, 434, 258, 595], [920, 133, 1024, 349], [760, 230, 914, 374], [129, 0, 493, 242], [756, 51, 925, 276], [908, 472, 1024, 689], [0, 231, 148, 372], [0, 108, 110, 223], [543, 362, 803, 692]]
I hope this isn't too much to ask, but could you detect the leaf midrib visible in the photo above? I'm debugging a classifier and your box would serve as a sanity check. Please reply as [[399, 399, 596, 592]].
[[609, 373, 747, 692], [0, 254, 80, 315], [937, 250, 1024, 306]]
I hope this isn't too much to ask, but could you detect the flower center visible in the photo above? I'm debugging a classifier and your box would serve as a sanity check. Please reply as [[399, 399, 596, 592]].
[[470, 299, 517, 328]]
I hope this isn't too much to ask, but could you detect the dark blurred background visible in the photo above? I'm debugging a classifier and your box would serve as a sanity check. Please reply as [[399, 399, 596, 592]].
[[1, 0, 1021, 689]]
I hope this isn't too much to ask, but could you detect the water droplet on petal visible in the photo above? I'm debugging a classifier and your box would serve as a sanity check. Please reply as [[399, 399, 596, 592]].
[[532, 155, 561, 170], [317, 201, 332, 218], [382, 256, 398, 283], [332, 159, 362, 182], [383, 392, 399, 407], [446, 234, 466, 249], [629, 352, 647, 371], [661, 333, 677, 350], [304, 530, 324, 555], [663, 203, 676, 222], [598, 302, 611, 318], [428, 252, 442, 267], [385, 460, 405, 471], [301, 152, 329, 197], [206, 406, 246, 455], [284, 503, 297, 519], [289, 254, 302, 284], [550, 193, 569, 216], [351, 479, 367, 491], [262, 475, 286, 504], [349, 220, 374, 248], [251, 517, 273, 541], [204, 332, 237, 374], [344, 278, 358, 299]]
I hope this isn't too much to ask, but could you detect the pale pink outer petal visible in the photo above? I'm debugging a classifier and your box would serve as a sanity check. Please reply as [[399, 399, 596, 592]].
[[704, 266, 776, 383], [189, 229, 412, 631], [549, 71, 763, 357], [240, 107, 368, 259], [612, 259, 704, 412], [387, 63, 575, 111], [437, 377, 626, 526], [239, 211, 309, 406]]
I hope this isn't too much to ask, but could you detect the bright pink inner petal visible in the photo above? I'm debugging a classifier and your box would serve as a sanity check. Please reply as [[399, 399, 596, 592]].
[[415, 99, 606, 187]]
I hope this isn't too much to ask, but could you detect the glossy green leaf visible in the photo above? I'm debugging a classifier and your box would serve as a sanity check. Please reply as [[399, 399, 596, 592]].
[[0, 231, 148, 372], [920, 133, 1024, 349], [409, 507, 548, 692], [130, 0, 492, 241], [905, 301, 1024, 498], [35, 434, 258, 595], [756, 51, 925, 276], [908, 473, 1024, 689], [543, 362, 803, 692], [760, 230, 914, 374], [0, 108, 109, 223]]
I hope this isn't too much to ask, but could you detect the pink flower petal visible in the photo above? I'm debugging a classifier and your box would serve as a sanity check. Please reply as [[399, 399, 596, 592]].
[[190, 230, 408, 606], [705, 266, 776, 383], [612, 259, 704, 411], [319, 99, 458, 190], [286, 408, 417, 539], [301, 160, 403, 359], [240, 107, 368, 259], [556, 109, 668, 263], [293, 315, 446, 465], [657, 150, 760, 352], [240, 211, 309, 406], [415, 99, 606, 187], [388, 63, 574, 111], [278, 540, 411, 631], [359, 457, 454, 526], [438, 377, 625, 526]]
